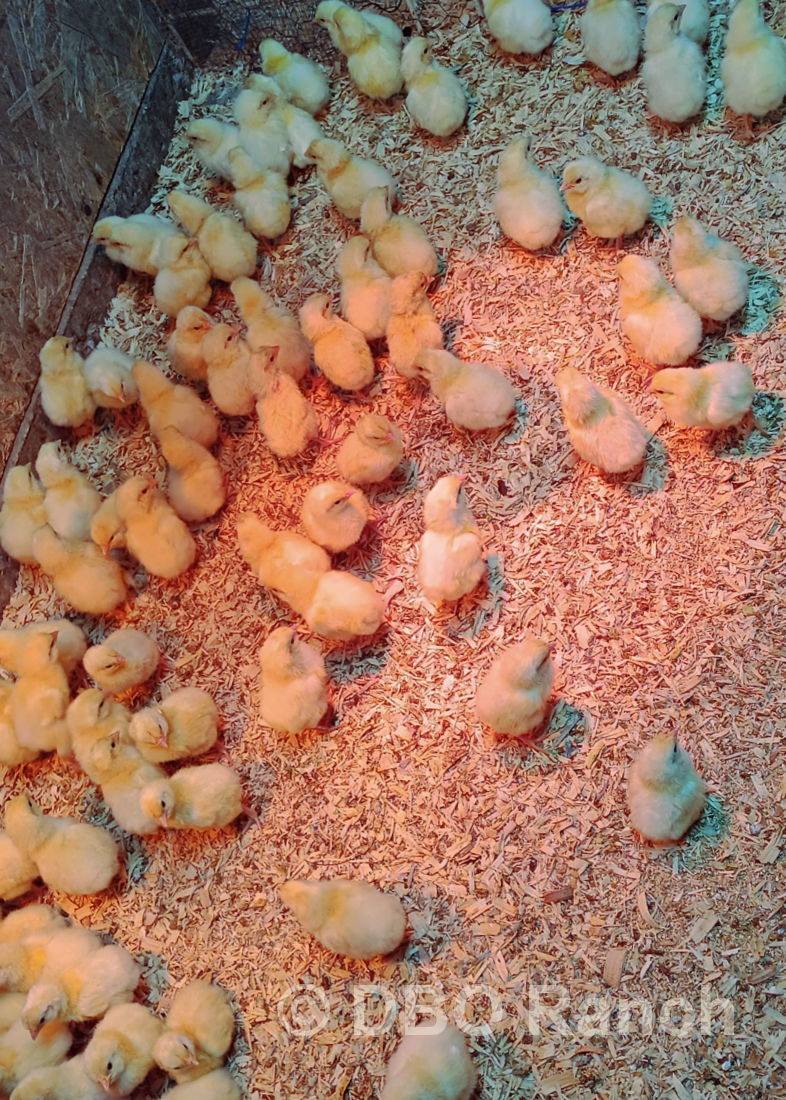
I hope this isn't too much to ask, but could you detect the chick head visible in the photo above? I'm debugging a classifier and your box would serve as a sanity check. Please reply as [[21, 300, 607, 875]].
[[186, 118, 224, 154], [560, 156, 604, 197], [236, 513, 276, 569], [167, 190, 209, 236], [242, 73, 282, 104], [34, 440, 68, 486], [259, 625, 299, 674], [631, 732, 688, 788], [671, 214, 705, 255], [649, 366, 698, 415], [314, 0, 342, 28], [616, 254, 664, 296], [2, 463, 41, 502], [412, 348, 459, 387], [422, 474, 473, 532], [299, 293, 335, 340], [391, 270, 429, 312], [85, 1032, 130, 1092], [22, 983, 66, 1037], [140, 779, 176, 827], [92, 217, 124, 246], [337, 235, 373, 277], [645, 2, 684, 48], [355, 413, 400, 448], [306, 137, 347, 171], [496, 637, 554, 689], [401, 35, 433, 81], [115, 476, 158, 519], [259, 37, 289, 70], [83, 644, 128, 679], [555, 366, 605, 425], [154, 1031, 199, 1074], [17, 629, 58, 674], [333, 6, 370, 48], [129, 707, 170, 751], [174, 306, 213, 341], [202, 324, 242, 370], [359, 186, 391, 234], [39, 334, 75, 373], [227, 146, 262, 189]]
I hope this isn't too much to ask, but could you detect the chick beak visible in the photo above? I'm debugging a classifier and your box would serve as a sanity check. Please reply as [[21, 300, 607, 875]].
[[156, 731, 169, 748], [28, 1022, 44, 1040], [184, 1051, 200, 1067], [101, 543, 110, 557], [158, 814, 169, 828], [559, 180, 569, 193], [97, 1076, 114, 1092]]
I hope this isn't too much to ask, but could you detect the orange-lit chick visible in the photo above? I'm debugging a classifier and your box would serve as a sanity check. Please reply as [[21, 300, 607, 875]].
[[0, 1014, 71, 1093], [555, 365, 649, 473], [9, 1053, 107, 1100], [617, 255, 702, 364], [301, 481, 370, 552], [132, 360, 219, 446], [325, 6, 403, 99], [494, 133, 564, 251], [231, 277, 310, 382], [232, 84, 291, 175], [561, 156, 652, 239], [201, 325, 256, 416], [360, 187, 438, 279], [139, 764, 243, 830], [482, 0, 554, 55], [0, 905, 66, 947], [31, 526, 129, 615], [83, 1002, 163, 1097], [0, 908, 66, 992], [648, 0, 709, 44], [380, 1026, 477, 1100], [0, 620, 85, 678], [414, 348, 517, 430], [92, 214, 180, 275], [280, 878, 405, 958], [336, 413, 403, 485], [387, 271, 444, 378], [260, 38, 331, 115], [650, 360, 755, 429], [167, 190, 256, 283], [115, 478, 196, 579], [158, 426, 226, 523], [89, 489, 125, 554], [417, 475, 486, 604], [307, 137, 396, 219], [36, 442, 101, 542], [65, 689, 133, 785], [82, 628, 160, 695], [167, 306, 213, 383], [127, 686, 218, 765], [159, 1068, 241, 1099], [10, 633, 70, 757], [299, 294, 375, 390], [0, 991, 25, 1030], [670, 215, 749, 322], [642, 3, 706, 122], [304, 570, 385, 640], [401, 37, 467, 136], [259, 627, 328, 735], [0, 680, 39, 768], [228, 149, 291, 240], [236, 513, 329, 615], [581, 0, 641, 75], [0, 465, 47, 565], [627, 732, 707, 841], [153, 980, 234, 1085], [153, 236, 212, 318], [82, 345, 139, 409], [253, 351, 321, 459], [0, 833, 38, 902], [38, 336, 95, 429], [721, 0, 786, 118], [337, 236, 393, 340], [184, 119, 242, 181], [475, 637, 555, 736]]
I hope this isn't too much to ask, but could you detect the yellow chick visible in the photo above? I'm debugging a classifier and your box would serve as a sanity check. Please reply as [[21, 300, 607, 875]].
[[323, 6, 403, 99], [153, 236, 212, 318], [482, 0, 554, 55], [89, 490, 125, 554], [10, 632, 70, 756], [231, 277, 310, 382], [0, 909, 66, 992], [38, 336, 95, 429], [555, 366, 649, 473], [260, 38, 330, 115], [617, 255, 702, 364], [184, 119, 242, 181], [0, 1015, 71, 1094], [0, 620, 85, 678], [201, 325, 257, 416], [494, 134, 564, 251], [167, 191, 257, 283], [380, 1026, 477, 1100], [259, 627, 328, 735], [417, 475, 486, 604], [627, 733, 707, 841], [139, 763, 243, 830], [236, 514, 329, 614], [82, 629, 160, 695], [0, 465, 47, 565], [561, 156, 652, 239], [153, 980, 234, 1084], [308, 138, 396, 220], [10, 1053, 109, 1100], [304, 570, 385, 640], [228, 149, 291, 240], [232, 85, 291, 175], [132, 360, 219, 446], [31, 526, 129, 615], [114, 478, 196, 580], [254, 358, 321, 459], [475, 637, 555, 736], [0, 906, 66, 946], [316, 1, 403, 47], [83, 1002, 163, 1096], [400, 37, 467, 137], [103, 756, 168, 837], [360, 187, 438, 279], [299, 294, 375, 390], [92, 214, 180, 275], [280, 878, 406, 959], [414, 348, 517, 430], [337, 236, 393, 341], [581, 0, 641, 75], [648, 0, 709, 44], [642, 3, 706, 122], [301, 481, 370, 552], [0, 681, 40, 768], [721, 0, 786, 118], [158, 426, 226, 523], [0, 991, 24, 1029], [669, 215, 749, 321], [0, 833, 38, 902], [167, 307, 213, 383], [35, 442, 101, 542], [336, 413, 403, 485], [82, 346, 138, 409], [387, 271, 444, 379], [159, 1068, 241, 1100], [650, 360, 755, 428], [65, 689, 132, 784], [127, 686, 219, 765]]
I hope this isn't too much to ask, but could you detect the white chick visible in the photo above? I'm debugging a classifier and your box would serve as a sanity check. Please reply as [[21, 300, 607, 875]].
[[0, 905, 66, 946], [299, 294, 375, 390], [201, 325, 256, 416], [114, 477, 196, 579], [721, 0, 786, 118], [0, 1015, 71, 1093], [475, 637, 554, 736], [494, 134, 565, 251], [650, 361, 755, 428], [259, 627, 328, 735], [273, 95, 326, 168], [414, 348, 517, 430], [153, 236, 212, 318], [0, 909, 67, 991], [132, 359, 219, 446], [65, 689, 133, 784], [642, 3, 706, 123], [304, 570, 385, 640], [556, 365, 649, 473], [315, 1, 403, 47], [648, 0, 709, 44], [259, 37, 331, 115], [92, 214, 180, 275], [139, 764, 243, 830], [127, 686, 219, 765], [236, 514, 330, 615], [9, 1053, 107, 1100], [337, 235, 392, 340], [387, 271, 444, 378], [0, 465, 47, 565], [185, 119, 242, 181], [0, 620, 85, 678], [417, 476, 486, 604], [232, 84, 291, 175], [82, 346, 138, 409], [301, 481, 370, 552], [360, 187, 438, 279], [153, 980, 234, 1085], [400, 37, 467, 137], [38, 336, 95, 429], [627, 733, 707, 841], [167, 190, 257, 283], [380, 1026, 478, 1100], [280, 878, 406, 958], [482, 0, 554, 55], [160, 1069, 241, 1100], [10, 632, 70, 756], [31, 526, 129, 615], [82, 629, 160, 694], [561, 156, 652, 239], [308, 138, 396, 220], [581, 0, 641, 75], [669, 215, 749, 321], [254, 357, 321, 459], [230, 277, 310, 382], [102, 754, 167, 836], [228, 148, 291, 240], [83, 1002, 163, 1096], [336, 413, 403, 485], [0, 833, 38, 902], [324, 6, 403, 99], [617, 254, 702, 364], [158, 426, 226, 523], [0, 681, 40, 768], [35, 442, 101, 542], [167, 307, 213, 383]]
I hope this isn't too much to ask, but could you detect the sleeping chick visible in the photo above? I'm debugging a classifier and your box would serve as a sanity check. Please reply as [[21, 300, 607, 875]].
[[82, 629, 159, 695], [0, 465, 47, 565], [254, 356, 321, 459], [308, 138, 396, 220], [36, 442, 101, 542], [336, 413, 403, 484], [494, 134, 564, 251], [301, 481, 370, 552], [83, 1002, 163, 1097], [231, 277, 310, 382], [555, 366, 649, 473], [304, 570, 385, 640], [482, 0, 554, 55], [561, 156, 652, 239], [627, 733, 707, 841], [280, 878, 406, 959], [669, 215, 749, 321], [0, 906, 65, 946], [101, 754, 167, 836], [648, 0, 709, 44], [0, 620, 85, 678], [417, 475, 486, 604], [31, 526, 129, 615], [167, 307, 213, 383], [153, 236, 212, 318], [260, 38, 330, 115], [299, 294, 375, 390], [0, 833, 38, 902], [0, 1015, 71, 1093], [10, 633, 70, 756], [381, 1026, 477, 1100], [360, 187, 438, 279], [337, 236, 392, 340], [581, 0, 641, 75], [92, 214, 180, 275], [132, 359, 219, 446], [9, 1053, 107, 1100], [4, 794, 119, 897], [236, 513, 329, 615], [232, 84, 291, 175], [475, 637, 554, 736], [167, 191, 256, 283], [259, 627, 328, 735], [201, 325, 256, 416], [160, 1069, 241, 1100], [153, 980, 234, 1085], [721, 0, 786, 118], [82, 346, 138, 409], [185, 120, 242, 181], [617, 254, 702, 364], [387, 271, 444, 378], [65, 689, 132, 784], [650, 360, 755, 428], [414, 348, 517, 430], [38, 336, 95, 429], [158, 426, 226, 523], [127, 686, 219, 765], [323, 6, 403, 100], [400, 37, 467, 137], [115, 478, 196, 579], [0, 681, 40, 768], [642, 3, 706, 122], [228, 149, 291, 240], [139, 764, 243, 830]]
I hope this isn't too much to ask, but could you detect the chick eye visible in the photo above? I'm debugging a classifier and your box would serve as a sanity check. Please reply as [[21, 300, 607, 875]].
[[574, 176, 583, 184]]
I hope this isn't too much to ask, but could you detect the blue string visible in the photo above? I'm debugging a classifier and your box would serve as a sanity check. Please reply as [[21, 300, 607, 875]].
[[549, 1, 587, 8], [236, 10, 251, 50]]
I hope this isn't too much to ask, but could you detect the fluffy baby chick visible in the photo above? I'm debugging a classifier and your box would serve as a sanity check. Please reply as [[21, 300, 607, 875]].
[[132, 360, 219, 446], [414, 348, 517, 430], [102, 756, 167, 837], [254, 357, 321, 459], [380, 1026, 477, 1100], [92, 214, 179, 275], [581, 0, 641, 75], [301, 481, 370, 552], [561, 156, 652, 239], [9, 1053, 108, 1100], [114, 478, 196, 579], [153, 236, 212, 318], [65, 689, 132, 784], [10, 633, 70, 756], [167, 307, 213, 383], [387, 271, 444, 378], [127, 686, 219, 765], [0, 1015, 71, 1093], [617, 255, 702, 364], [0, 465, 47, 565], [642, 3, 706, 122], [82, 346, 138, 409], [0, 681, 39, 768], [304, 570, 385, 640], [38, 336, 95, 429], [670, 215, 749, 321], [89, 490, 125, 554], [201, 325, 256, 416], [0, 833, 38, 902], [167, 191, 257, 283], [0, 990, 24, 1030], [627, 733, 707, 841], [158, 426, 226, 523], [360, 187, 438, 279], [417, 475, 486, 604], [316, 1, 403, 46], [160, 1069, 241, 1100], [337, 236, 392, 340], [281, 878, 405, 958], [184, 120, 242, 181], [299, 294, 375, 390], [232, 84, 291, 175], [260, 38, 330, 114], [32, 527, 128, 615], [721, 0, 786, 118], [320, 5, 403, 99], [482, 0, 554, 55], [0, 620, 85, 678], [153, 980, 234, 1084], [651, 360, 755, 428], [401, 37, 467, 137], [4, 794, 119, 897], [494, 134, 564, 251], [259, 627, 328, 735], [308, 138, 396, 220], [236, 514, 329, 615], [83, 1002, 163, 1096], [0, 907, 64, 949], [555, 366, 649, 473], [265, 92, 325, 168], [82, 629, 160, 695], [140, 764, 243, 830], [0, 908, 66, 991], [475, 637, 554, 736], [36, 442, 101, 542], [648, 0, 709, 44], [228, 149, 291, 240], [336, 413, 403, 484], [231, 277, 310, 382]]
